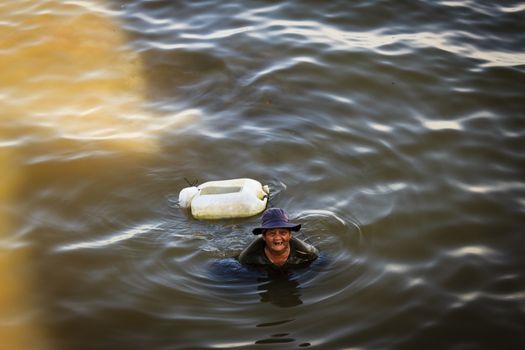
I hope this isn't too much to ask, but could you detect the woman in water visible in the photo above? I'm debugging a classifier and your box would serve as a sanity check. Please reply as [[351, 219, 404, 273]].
[[238, 208, 319, 269]]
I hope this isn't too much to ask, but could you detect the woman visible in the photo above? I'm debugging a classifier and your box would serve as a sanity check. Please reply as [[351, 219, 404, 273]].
[[238, 208, 319, 269]]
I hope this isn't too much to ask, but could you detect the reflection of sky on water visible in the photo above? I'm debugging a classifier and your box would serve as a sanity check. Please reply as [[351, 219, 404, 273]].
[[158, 14, 525, 68]]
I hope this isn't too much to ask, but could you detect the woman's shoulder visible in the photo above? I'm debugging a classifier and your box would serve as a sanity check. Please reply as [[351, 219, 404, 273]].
[[237, 237, 266, 265], [290, 237, 319, 262]]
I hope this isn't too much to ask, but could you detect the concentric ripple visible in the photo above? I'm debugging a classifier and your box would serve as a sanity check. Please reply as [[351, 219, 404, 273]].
[[2, 0, 524, 349]]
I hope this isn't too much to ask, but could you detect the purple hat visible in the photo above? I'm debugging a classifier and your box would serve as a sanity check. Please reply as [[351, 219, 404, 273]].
[[252, 208, 301, 235]]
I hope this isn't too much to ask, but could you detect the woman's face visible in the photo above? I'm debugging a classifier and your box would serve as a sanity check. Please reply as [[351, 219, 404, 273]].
[[262, 228, 292, 254]]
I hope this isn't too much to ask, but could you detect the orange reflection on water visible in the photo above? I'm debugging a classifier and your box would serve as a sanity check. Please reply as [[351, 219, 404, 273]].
[[0, 1, 150, 349]]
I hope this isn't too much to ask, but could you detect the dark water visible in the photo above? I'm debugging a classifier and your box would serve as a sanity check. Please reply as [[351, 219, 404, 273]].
[[1, 0, 524, 349]]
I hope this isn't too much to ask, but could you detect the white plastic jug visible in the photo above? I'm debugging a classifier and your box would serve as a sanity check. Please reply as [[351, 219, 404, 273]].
[[179, 178, 269, 219]]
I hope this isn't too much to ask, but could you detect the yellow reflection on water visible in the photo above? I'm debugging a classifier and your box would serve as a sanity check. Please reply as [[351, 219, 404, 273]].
[[0, 0, 153, 146], [0, 1, 153, 348]]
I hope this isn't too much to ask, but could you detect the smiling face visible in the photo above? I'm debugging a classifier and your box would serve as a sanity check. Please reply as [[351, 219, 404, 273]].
[[262, 228, 292, 256]]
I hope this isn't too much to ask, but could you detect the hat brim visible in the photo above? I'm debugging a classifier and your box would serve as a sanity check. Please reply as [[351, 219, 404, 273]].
[[252, 223, 301, 235]]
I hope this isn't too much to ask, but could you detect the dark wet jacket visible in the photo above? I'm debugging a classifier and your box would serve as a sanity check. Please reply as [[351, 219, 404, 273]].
[[238, 237, 319, 269]]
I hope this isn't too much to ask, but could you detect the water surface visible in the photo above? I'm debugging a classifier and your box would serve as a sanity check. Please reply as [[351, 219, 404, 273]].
[[1, 0, 524, 349]]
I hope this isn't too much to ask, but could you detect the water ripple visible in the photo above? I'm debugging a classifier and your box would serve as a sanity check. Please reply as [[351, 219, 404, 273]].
[[3, 0, 525, 349], [55, 222, 162, 252]]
